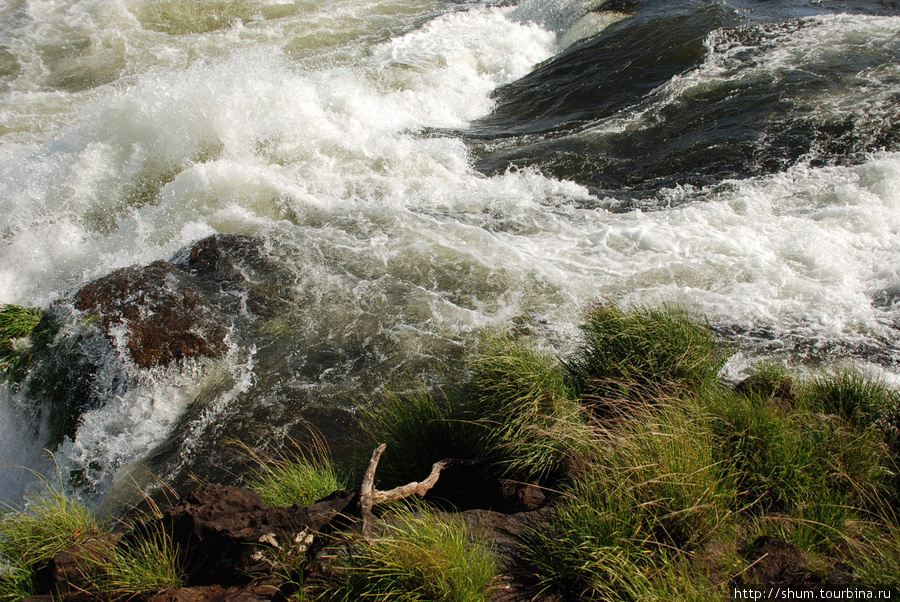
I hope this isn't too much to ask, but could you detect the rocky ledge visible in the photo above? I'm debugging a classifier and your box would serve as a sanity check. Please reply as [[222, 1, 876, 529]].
[[19, 458, 855, 602]]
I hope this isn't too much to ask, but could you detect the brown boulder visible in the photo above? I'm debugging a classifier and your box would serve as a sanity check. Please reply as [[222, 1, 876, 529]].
[[35, 234, 276, 445], [151, 484, 356, 586], [73, 260, 229, 368]]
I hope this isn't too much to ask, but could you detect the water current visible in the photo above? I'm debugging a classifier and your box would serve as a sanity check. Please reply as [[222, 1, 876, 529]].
[[1, 0, 900, 505]]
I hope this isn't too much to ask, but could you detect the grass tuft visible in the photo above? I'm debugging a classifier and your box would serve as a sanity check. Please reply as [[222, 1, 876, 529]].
[[251, 457, 346, 508], [99, 526, 183, 596], [0, 471, 189, 600], [800, 368, 900, 429], [0, 304, 47, 382], [565, 303, 727, 405], [736, 362, 794, 401], [322, 502, 495, 601], [526, 395, 736, 600], [705, 385, 894, 551], [0, 560, 33, 602], [360, 389, 479, 488], [0, 481, 102, 567], [0, 304, 43, 344], [463, 333, 593, 479], [239, 435, 349, 508], [362, 335, 596, 484], [850, 516, 900, 589]]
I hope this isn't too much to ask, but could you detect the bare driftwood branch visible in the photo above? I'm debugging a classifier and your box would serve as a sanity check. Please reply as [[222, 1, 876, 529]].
[[360, 443, 386, 542], [372, 459, 451, 505], [358, 444, 459, 542]]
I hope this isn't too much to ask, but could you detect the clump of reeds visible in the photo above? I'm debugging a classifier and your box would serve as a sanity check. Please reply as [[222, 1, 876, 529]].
[[238, 432, 349, 507], [565, 303, 727, 405], [0, 304, 48, 382], [0, 472, 184, 600], [318, 502, 495, 601]]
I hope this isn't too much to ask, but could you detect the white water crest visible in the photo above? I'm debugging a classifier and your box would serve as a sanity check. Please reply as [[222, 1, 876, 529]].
[[0, 0, 899, 503]]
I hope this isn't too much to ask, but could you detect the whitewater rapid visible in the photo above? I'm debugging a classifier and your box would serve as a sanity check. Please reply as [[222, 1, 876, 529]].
[[1, 0, 899, 504]]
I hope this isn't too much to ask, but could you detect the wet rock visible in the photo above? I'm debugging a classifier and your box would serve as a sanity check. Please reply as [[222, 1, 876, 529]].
[[460, 507, 558, 602], [30, 532, 120, 599], [152, 484, 356, 586], [26, 315, 128, 449], [744, 536, 813, 586], [170, 234, 291, 319], [171, 234, 267, 284], [31, 234, 282, 445], [71, 234, 285, 369], [497, 480, 547, 513], [73, 260, 229, 368]]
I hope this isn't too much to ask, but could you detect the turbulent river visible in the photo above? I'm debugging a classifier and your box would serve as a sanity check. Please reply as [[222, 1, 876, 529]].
[[2, 0, 900, 506]]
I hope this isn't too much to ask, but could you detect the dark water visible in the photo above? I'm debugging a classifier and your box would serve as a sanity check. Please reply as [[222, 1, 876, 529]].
[[469, 0, 900, 203]]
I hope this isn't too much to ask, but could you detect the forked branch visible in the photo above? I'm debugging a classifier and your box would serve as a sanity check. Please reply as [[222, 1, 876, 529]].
[[359, 443, 455, 541]]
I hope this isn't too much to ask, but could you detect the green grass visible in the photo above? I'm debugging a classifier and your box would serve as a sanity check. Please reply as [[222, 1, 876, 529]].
[[356, 308, 900, 600], [735, 362, 793, 401], [250, 456, 347, 508], [241, 437, 350, 508], [0, 482, 102, 567], [362, 336, 595, 485], [706, 389, 812, 514], [0, 477, 189, 600], [0, 560, 33, 602], [850, 517, 900, 589], [98, 527, 183, 596], [526, 396, 737, 600], [0, 304, 43, 345], [527, 474, 730, 601], [360, 388, 480, 488], [565, 303, 727, 406], [462, 334, 594, 479], [800, 368, 900, 430], [321, 502, 495, 601], [0, 304, 46, 382], [706, 384, 893, 547], [526, 343, 900, 598]]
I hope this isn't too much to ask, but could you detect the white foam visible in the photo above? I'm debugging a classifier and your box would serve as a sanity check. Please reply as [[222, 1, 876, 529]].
[[0, 3, 561, 501]]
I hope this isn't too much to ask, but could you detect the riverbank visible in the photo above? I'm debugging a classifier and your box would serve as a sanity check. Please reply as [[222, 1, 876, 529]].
[[1, 303, 898, 600]]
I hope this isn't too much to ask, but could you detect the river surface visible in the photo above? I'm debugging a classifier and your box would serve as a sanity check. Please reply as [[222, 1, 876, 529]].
[[2, 0, 900, 505]]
